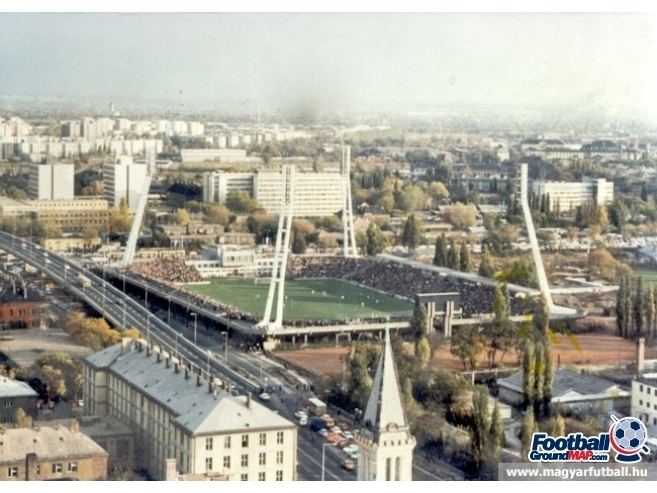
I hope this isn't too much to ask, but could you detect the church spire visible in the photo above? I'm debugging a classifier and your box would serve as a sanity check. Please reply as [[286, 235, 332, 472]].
[[362, 328, 408, 440]]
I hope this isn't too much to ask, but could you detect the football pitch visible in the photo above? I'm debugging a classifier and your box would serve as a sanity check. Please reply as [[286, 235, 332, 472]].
[[184, 278, 413, 322]]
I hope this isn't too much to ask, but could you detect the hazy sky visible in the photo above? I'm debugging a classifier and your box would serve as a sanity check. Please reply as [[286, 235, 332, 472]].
[[0, 13, 655, 118]]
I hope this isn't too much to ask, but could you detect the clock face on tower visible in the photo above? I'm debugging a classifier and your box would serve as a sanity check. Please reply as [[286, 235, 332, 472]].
[[386, 423, 398, 432]]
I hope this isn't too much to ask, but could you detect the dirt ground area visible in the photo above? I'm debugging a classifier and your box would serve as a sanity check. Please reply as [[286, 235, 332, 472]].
[[275, 331, 657, 376]]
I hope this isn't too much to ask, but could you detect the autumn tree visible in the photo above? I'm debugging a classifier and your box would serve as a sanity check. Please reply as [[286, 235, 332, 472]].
[[401, 213, 423, 253], [174, 208, 190, 225], [478, 244, 495, 278], [459, 240, 473, 272], [447, 202, 477, 229], [13, 407, 33, 428], [433, 234, 448, 267]]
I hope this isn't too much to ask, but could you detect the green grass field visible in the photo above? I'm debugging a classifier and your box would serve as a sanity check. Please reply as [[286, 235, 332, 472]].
[[635, 268, 657, 288], [185, 278, 413, 322]]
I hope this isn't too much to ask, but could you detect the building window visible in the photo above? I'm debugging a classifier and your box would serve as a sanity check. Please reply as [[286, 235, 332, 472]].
[[224, 436, 231, 449], [259, 433, 266, 446], [276, 451, 284, 464], [259, 452, 266, 466], [276, 431, 284, 444], [52, 463, 62, 474], [241, 454, 248, 467], [258, 472, 266, 481], [223, 456, 231, 469], [276, 470, 283, 481], [3, 400, 12, 408], [68, 462, 78, 473], [649, 388, 652, 395], [640, 400, 643, 406], [7, 467, 18, 478], [241, 434, 249, 447], [206, 438, 213, 451], [241, 474, 248, 481], [205, 457, 213, 472]]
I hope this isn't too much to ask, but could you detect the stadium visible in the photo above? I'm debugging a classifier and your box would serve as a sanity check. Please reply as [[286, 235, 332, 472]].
[[131, 256, 533, 335]]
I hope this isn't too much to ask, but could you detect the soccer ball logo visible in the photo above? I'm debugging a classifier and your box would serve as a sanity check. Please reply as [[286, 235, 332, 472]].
[[609, 415, 650, 463]]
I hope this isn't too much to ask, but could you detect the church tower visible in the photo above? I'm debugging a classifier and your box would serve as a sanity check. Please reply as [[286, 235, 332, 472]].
[[354, 328, 416, 481]]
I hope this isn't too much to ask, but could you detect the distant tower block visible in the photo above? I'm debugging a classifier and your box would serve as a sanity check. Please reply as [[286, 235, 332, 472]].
[[518, 162, 554, 309], [257, 164, 296, 334], [341, 145, 358, 257], [354, 328, 416, 480]]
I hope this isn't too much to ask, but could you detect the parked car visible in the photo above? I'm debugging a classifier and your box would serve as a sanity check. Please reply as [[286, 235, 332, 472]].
[[330, 426, 341, 434], [310, 417, 326, 432], [341, 431, 354, 440], [326, 432, 342, 444], [299, 416, 308, 426], [341, 459, 355, 471], [318, 429, 329, 438], [348, 451, 360, 461], [259, 392, 271, 401], [295, 410, 308, 419], [343, 444, 359, 455]]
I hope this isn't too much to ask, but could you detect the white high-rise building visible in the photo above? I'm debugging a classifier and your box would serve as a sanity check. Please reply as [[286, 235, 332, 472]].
[[28, 162, 75, 200], [202, 170, 345, 217], [354, 329, 415, 481], [531, 177, 614, 212], [103, 156, 148, 210]]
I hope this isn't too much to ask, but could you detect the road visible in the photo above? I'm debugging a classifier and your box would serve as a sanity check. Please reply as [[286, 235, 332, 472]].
[[0, 231, 355, 480], [0, 231, 461, 480]]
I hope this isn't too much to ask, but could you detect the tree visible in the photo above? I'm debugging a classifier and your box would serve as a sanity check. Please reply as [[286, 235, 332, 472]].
[[291, 229, 307, 254], [489, 402, 504, 461], [521, 410, 537, 461], [204, 204, 230, 225], [616, 275, 629, 338], [447, 202, 477, 229], [402, 377, 416, 412], [459, 240, 473, 272], [109, 198, 132, 234], [225, 190, 259, 213], [13, 407, 33, 428], [646, 286, 656, 342], [81, 224, 99, 240], [348, 344, 374, 409], [365, 223, 388, 256], [470, 386, 491, 467], [433, 234, 448, 267], [401, 214, 422, 253], [450, 325, 484, 370], [411, 301, 429, 341], [634, 277, 644, 338], [447, 238, 460, 270], [478, 244, 495, 278], [522, 340, 535, 407], [533, 342, 545, 413], [30, 353, 82, 402], [416, 337, 432, 368], [533, 293, 550, 337], [174, 208, 190, 225], [543, 343, 554, 413], [551, 411, 565, 437]]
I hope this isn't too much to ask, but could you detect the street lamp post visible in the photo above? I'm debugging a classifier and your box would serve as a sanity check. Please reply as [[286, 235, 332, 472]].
[[167, 293, 171, 325], [321, 443, 331, 481], [223, 332, 228, 362], [207, 350, 212, 378]]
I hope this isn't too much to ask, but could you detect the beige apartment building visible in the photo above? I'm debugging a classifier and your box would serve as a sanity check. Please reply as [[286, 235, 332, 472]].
[[83, 340, 297, 481], [0, 421, 108, 481]]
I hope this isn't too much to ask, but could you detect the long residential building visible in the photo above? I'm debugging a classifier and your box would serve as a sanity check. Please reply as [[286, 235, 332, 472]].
[[203, 169, 345, 217], [83, 340, 297, 481], [531, 177, 614, 212]]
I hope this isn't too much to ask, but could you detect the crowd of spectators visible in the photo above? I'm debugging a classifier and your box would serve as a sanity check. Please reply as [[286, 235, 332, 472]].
[[130, 259, 202, 283], [288, 256, 526, 317]]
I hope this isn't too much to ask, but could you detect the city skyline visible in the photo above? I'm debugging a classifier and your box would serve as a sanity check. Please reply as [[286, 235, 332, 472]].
[[0, 13, 656, 121]]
